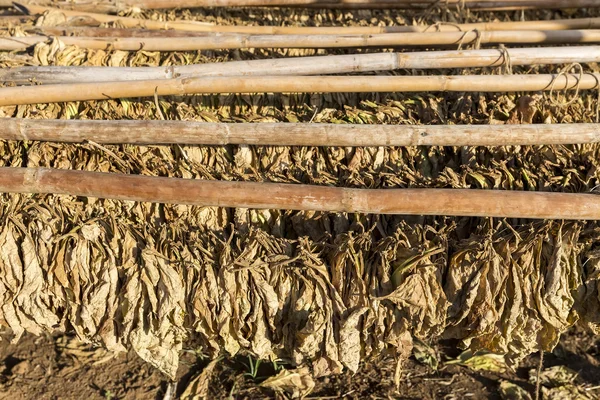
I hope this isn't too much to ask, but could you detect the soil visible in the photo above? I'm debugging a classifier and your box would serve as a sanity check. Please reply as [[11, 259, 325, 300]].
[[1, 327, 599, 400], [0, 331, 164, 400]]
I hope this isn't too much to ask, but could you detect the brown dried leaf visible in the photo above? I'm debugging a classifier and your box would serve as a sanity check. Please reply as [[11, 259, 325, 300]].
[[339, 307, 369, 372], [260, 367, 315, 399], [181, 358, 220, 400]]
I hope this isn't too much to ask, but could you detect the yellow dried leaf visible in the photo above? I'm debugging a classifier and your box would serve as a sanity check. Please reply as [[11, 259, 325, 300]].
[[260, 367, 315, 399], [181, 358, 220, 400]]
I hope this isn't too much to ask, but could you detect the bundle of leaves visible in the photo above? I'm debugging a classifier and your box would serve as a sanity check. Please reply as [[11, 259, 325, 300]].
[[0, 3, 599, 380]]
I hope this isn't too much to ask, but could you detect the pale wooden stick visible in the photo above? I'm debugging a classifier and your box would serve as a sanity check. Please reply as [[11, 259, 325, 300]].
[[0, 53, 399, 84], [0, 74, 597, 106], [7, 0, 600, 11], [0, 167, 598, 219], [112, 0, 600, 10], [17, 4, 600, 34], [3, 119, 600, 146], [25, 26, 219, 37], [5, 30, 600, 51], [2, 47, 597, 85]]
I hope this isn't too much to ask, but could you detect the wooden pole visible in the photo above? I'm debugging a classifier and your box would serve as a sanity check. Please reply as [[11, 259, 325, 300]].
[[16, 4, 600, 34], [3, 119, 600, 146], [0, 53, 403, 84], [7, 0, 600, 11], [0, 53, 400, 84], [0, 74, 597, 106], [111, 0, 600, 10], [0, 167, 598, 219], [24, 26, 220, 38], [5, 30, 600, 51], [2, 47, 597, 85]]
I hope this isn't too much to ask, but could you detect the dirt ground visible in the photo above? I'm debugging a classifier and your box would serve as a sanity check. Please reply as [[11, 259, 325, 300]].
[[1, 327, 599, 400]]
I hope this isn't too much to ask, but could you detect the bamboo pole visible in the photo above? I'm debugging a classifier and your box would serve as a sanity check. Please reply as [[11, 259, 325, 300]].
[[0, 53, 400, 84], [2, 47, 597, 85], [25, 26, 220, 38], [5, 30, 600, 51], [0, 74, 597, 106], [16, 4, 600, 34], [6, 0, 600, 11], [3, 119, 600, 146], [1, 167, 599, 219], [102, 0, 600, 10], [22, 26, 600, 44]]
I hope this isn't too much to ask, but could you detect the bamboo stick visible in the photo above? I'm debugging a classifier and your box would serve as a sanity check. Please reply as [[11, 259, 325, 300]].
[[17, 4, 600, 34], [103, 0, 600, 10], [3, 119, 600, 147], [1, 167, 599, 219], [25, 26, 220, 38], [7, 0, 600, 11], [0, 74, 596, 106], [22, 26, 600, 44], [0, 53, 400, 84], [6, 30, 600, 51], [2, 47, 597, 85]]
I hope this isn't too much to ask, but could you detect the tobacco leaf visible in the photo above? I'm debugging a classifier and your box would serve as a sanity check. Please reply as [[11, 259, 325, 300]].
[[181, 358, 221, 400], [260, 367, 315, 399], [499, 381, 532, 400]]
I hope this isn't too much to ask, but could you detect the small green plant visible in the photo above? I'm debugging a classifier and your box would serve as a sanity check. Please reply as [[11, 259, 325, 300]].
[[103, 390, 114, 400], [243, 356, 262, 380], [271, 359, 287, 372], [228, 382, 237, 400]]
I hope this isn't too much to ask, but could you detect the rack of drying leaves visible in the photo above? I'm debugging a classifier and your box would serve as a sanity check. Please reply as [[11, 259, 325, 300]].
[[1, 0, 600, 395]]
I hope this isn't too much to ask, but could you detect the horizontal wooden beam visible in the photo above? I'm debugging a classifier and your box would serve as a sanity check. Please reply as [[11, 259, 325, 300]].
[[0, 74, 596, 106], [2, 119, 599, 147], [1, 167, 599, 219], [7, 0, 600, 11], [16, 4, 600, 34], [2, 47, 597, 84], [3, 30, 600, 51]]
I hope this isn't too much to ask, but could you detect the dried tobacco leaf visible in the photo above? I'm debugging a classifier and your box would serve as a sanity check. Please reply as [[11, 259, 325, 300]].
[[529, 365, 578, 388], [260, 367, 315, 399], [447, 350, 508, 373], [181, 358, 221, 400], [412, 338, 438, 370], [444, 223, 584, 362], [541, 385, 593, 400], [499, 381, 533, 400]]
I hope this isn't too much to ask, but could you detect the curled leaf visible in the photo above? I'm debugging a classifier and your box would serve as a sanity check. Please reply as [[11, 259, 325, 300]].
[[412, 338, 438, 370], [499, 381, 532, 400], [181, 358, 221, 400], [529, 365, 578, 388], [260, 367, 315, 399], [447, 350, 507, 373]]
